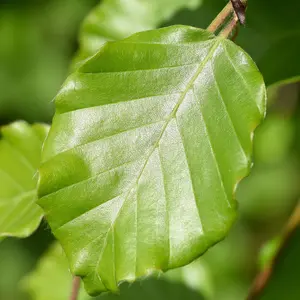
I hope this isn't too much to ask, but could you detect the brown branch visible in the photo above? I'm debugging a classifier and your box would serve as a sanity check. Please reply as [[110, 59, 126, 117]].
[[247, 202, 300, 299], [70, 276, 81, 300], [207, 0, 247, 40], [207, 2, 233, 33]]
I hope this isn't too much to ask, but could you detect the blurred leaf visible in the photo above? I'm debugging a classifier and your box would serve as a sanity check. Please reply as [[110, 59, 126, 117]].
[[237, 160, 300, 220], [0, 121, 49, 238], [0, 238, 35, 300], [165, 0, 300, 86], [73, 0, 203, 68], [254, 115, 294, 165], [164, 259, 213, 299], [37, 26, 266, 295], [22, 243, 88, 300], [237, 110, 300, 220], [0, 1, 96, 123], [202, 223, 253, 300], [22, 242, 209, 300], [248, 204, 300, 300]]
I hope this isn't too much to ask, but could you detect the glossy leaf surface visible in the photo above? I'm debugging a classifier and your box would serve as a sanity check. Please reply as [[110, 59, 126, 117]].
[[0, 121, 49, 238], [73, 0, 202, 67], [22, 243, 208, 300], [38, 26, 266, 295]]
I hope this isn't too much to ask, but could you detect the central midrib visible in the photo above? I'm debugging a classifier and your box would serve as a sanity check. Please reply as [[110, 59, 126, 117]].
[[133, 39, 221, 188]]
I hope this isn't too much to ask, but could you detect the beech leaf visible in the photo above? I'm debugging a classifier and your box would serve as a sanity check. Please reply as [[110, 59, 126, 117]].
[[38, 26, 266, 295]]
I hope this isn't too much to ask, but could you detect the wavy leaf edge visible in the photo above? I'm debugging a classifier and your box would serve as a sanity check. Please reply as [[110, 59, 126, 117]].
[[37, 25, 267, 295]]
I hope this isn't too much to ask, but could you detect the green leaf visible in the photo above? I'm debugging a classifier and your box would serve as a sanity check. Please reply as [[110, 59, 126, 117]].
[[0, 1, 95, 123], [38, 25, 266, 295], [0, 121, 49, 238], [22, 243, 88, 300], [165, 0, 300, 86], [73, 0, 203, 67], [0, 238, 36, 299], [253, 115, 294, 165], [22, 242, 209, 300]]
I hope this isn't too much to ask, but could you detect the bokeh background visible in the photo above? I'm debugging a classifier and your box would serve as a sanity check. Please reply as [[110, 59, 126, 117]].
[[0, 0, 299, 299]]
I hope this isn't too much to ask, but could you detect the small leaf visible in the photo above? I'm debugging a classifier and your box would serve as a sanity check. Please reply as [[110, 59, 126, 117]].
[[38, 25, 266, 295], [22, 242, 209, 300], [73, 0, 203, 67], [0, 121, 49, 238]]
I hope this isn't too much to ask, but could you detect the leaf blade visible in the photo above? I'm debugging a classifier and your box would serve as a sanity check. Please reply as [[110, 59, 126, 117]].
[[73, 0, 203, 68], [0, 121, 49, 238], [38, 26, 266, 295]]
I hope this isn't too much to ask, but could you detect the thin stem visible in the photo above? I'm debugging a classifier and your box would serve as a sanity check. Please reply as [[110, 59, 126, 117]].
[[207, 0, 248, 40], [207, 2, 233, 33], [70, 277, 81, 300], [219, 15, 239, 39], [247, 202, 300, 299]]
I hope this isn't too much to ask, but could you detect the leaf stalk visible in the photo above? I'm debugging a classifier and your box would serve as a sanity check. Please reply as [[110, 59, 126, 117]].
[[207, 2, 233, 33], [70, 276, 81, 300]]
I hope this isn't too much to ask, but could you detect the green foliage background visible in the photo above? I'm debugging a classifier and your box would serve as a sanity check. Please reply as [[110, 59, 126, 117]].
[[0, 0, 299, 299]]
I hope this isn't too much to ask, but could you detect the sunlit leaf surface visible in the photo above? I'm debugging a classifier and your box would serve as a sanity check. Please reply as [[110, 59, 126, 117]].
[[38, 26, 266, 294]]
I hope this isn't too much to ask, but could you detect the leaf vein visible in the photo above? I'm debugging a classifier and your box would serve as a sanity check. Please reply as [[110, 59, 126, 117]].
[[221, 43, 263, 115], [47, 119, 165, 160], [80, 61, 199, 75], [211, 62, 249, 159], [157, 147, 170, 268], [192, 87, 232, 209], [174, 118, 204, 231]]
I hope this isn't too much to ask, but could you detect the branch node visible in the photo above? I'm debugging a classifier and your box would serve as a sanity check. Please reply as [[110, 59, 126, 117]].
[[230, 0, 247, 25]]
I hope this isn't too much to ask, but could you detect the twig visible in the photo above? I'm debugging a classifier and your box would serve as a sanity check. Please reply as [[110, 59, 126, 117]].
[[207, 2, 233, 33], [247, 202, 300, 299], [207, 0, 248, 39], [70, 276, 81, 300]]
